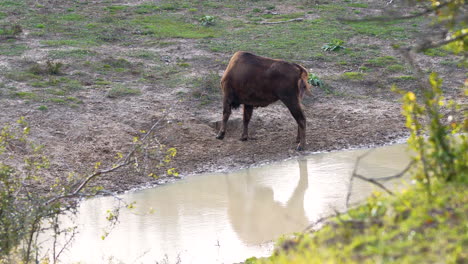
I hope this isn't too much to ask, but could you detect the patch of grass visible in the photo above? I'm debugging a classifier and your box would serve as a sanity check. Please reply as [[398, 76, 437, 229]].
[[206, 18, 347, 60], [386, 64, 406, 72], [41, 39, 99, 47], [107, 85, 141, 98], [5, 71, 41, 82], [105, 5, 128, 14], [48, 96, 82, 107], [135, 3, 161, 14], [58, 13, 85, 22], [0, 43, 27, 56], [94, 79, 112, 86], [12, 91, 38, 100], [347, 20, 414, 39], [37, 105, 48, 111], [347, 3, 369, 8], [128, 50, 160, 60], [424, 48, 449, 57], [49, 49, 97, 59], [366, 56, 398, 67], [132, 14, 221, 39], [191, 72, 220, 105], [342, 72, 365, 80], [0, 24, 22, 38]]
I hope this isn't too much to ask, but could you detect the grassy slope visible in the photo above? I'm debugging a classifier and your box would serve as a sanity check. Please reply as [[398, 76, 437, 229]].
[[0, 0, 431, 107], [247, 181, 467, 264]]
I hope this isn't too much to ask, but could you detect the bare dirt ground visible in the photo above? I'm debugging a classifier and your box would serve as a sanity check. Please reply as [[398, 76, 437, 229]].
[[0, 1, 466, 194]]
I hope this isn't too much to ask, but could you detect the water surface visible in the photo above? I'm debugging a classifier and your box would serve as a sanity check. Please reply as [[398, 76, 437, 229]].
[[49, 144, 411, 264]]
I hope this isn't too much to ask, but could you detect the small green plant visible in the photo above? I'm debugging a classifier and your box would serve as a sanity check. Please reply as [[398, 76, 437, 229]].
[[29, 60, 63, 75], [322, 39, 345, 52], [307, 73, 324, 87], [199, 15, 215, 26]]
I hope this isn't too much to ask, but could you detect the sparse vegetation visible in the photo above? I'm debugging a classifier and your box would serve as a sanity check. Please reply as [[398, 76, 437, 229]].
[[191, 72, 220, 105], [107, 85, 141, 98], [342, 71, 365, 80], [0, 24, 22, 38]]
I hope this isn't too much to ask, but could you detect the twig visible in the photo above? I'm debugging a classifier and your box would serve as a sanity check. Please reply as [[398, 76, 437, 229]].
[[346, 149, 374, 208], [260, 18, 304, 25], [353, 173, 395, 195], [346, 151, 414, 208], [45, 109, 172, 205], [414, 32, 468, 53]]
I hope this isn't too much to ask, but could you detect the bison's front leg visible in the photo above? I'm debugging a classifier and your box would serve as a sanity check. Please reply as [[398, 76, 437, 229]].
[[241, 105, 254, 141], [216, 101, 231, 140]]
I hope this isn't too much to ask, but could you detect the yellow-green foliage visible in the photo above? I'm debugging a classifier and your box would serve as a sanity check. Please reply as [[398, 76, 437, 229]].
[[250, 183, 467, 264]]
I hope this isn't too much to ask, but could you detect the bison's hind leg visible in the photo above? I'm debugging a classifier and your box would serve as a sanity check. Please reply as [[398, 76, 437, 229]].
[[241, 105, 254, 141]]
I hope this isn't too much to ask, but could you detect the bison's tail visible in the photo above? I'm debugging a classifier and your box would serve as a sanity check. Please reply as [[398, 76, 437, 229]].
[[295, 64, 312, 97]]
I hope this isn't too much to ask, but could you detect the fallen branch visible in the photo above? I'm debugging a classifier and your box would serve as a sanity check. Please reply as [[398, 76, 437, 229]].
[[260, 18, 304, 25]]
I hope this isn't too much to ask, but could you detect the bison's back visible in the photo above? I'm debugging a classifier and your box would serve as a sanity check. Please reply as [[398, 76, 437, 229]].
[[222, 52, 299, 107]]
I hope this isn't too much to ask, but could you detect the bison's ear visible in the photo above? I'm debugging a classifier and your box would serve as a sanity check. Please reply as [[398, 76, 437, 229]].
[[298, 78, 312, 98]]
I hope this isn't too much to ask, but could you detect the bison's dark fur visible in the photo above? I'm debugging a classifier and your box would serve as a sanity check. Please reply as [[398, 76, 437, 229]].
[[216, 51, 312, 151]]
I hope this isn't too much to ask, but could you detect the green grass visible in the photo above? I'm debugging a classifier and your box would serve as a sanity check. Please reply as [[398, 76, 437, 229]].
[[206, 18, 347, 60], [342, 72, 366, 80], [347, 3, 369, 8], [0, 43, 27, 56], [424, 48, 449, 57], [346, 20, 415, 39], [367, 56, 398, 67], [131, 14, 221, 39], [49, 49, 97, 59], [386, 64, 406, 72], [107, 85, 141, 98], [250, 182, 467, 264], [12, 91, 38, 100]]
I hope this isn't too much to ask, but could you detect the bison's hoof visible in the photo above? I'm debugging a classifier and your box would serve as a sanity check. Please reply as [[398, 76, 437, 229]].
[[240, 136, 248, 141], [296, 145, 304, 151], [216, 132, 225, 140]]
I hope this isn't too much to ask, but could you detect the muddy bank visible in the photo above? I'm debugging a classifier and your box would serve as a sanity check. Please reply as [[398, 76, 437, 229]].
[[1, 89, 409, 194]]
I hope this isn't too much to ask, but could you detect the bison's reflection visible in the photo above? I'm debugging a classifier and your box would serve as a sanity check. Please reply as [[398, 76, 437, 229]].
[[226, 159, 309, 244]]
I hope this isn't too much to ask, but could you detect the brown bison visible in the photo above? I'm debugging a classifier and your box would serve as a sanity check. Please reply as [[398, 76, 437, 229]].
[[216, 51, 312, 151]]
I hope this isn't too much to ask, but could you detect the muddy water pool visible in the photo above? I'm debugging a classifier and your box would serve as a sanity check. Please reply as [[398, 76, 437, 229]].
[[48, 144, 411, 264]]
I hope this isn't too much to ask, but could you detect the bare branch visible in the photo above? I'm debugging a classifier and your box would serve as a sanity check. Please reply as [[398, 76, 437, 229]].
[[346, 151, 414, 208], [414, 32, 468, 53], [353, 173, 395, 195]]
